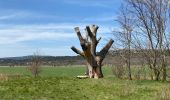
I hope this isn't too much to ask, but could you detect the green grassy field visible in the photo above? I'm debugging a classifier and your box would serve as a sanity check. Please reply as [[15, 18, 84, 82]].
[[0, 66, 170, 100], [0, 66, 112, 77]]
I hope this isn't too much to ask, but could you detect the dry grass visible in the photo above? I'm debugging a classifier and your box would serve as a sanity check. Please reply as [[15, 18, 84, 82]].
[[155, 86, 170, 100], [0, 73, 8, 81]]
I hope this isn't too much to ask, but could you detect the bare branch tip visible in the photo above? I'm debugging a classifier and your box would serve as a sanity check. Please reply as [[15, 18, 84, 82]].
[[86, 26, 90, 28], [74, 27, 80, 32], [109, 39, 114, 43], [71, 46, 75, 49]]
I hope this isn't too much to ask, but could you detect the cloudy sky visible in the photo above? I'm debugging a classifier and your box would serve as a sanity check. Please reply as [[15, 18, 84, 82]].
[[0, 0, 122, 57]]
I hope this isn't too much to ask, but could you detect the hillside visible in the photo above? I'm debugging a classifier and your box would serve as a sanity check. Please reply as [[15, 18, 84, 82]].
[[0, 56, 85, 66]]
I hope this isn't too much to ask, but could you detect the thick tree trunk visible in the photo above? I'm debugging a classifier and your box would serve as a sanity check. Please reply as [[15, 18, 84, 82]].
[[71, 25, 113, 79], [87, 63, 103, 79], [85, 64, 89, 75]]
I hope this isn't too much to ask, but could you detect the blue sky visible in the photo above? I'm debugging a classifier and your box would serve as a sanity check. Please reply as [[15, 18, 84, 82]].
[[0, 0, 122, 57]]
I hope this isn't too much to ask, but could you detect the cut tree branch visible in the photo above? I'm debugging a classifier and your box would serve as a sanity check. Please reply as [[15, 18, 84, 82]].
[[75, 27, 88, 51], [71, 46, 84, 57], [74, 27, 85, 43], [98, 39, 114, 59], [90, 25, 99, 36], [86, 26, 94, 38]]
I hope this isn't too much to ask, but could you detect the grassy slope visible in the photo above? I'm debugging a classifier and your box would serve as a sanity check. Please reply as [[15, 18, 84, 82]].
[[0, 66, 170, 100]]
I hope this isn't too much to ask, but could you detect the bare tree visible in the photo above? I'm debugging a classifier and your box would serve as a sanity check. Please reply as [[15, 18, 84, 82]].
[[118, 0, 170, 81], [71, 25, 114, 79], [113, 6, 134, 80], [27, 52, 42, 77]]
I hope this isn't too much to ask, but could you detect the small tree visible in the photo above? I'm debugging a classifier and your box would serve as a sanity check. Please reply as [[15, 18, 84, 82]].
[[71, 25, 114, 79], [28, 52, 42, 77], [113, 6, 134, 80]]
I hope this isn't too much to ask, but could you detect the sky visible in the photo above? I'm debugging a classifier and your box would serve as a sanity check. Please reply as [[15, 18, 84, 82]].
[[0, 0, 122, 57]]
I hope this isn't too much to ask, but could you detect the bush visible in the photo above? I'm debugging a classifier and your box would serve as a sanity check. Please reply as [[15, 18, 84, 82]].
[[27, 52, 42, 77], [112, 64, 125, 79]]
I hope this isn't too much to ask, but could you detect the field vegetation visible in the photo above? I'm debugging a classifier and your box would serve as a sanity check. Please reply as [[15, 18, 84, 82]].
[[0, 66, 170, 100]]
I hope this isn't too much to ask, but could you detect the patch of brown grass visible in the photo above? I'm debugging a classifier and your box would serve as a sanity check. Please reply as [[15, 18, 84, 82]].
[[155, 86, 170, 100], [0, 73, 8, 81]]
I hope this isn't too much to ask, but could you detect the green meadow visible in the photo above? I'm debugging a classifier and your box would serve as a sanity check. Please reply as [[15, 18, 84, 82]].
[[0, 66, 170, 100]]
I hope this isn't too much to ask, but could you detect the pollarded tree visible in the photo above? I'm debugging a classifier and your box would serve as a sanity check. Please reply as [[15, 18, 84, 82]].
[[71, 25, 114, 79]]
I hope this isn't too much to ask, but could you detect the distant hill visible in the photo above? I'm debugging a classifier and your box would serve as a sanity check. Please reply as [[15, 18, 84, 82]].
[[2, 49, 168, 67], [0, 56, 85, 66]]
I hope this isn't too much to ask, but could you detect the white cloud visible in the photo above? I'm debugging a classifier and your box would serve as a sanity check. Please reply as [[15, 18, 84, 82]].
[[0, 23, 113, 44], [0, 15, 17, 20], [0, 44, 75, 57], [0, 24, 78, 44], [0, 10, 74, 21], [0, 11, 33, 20]]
